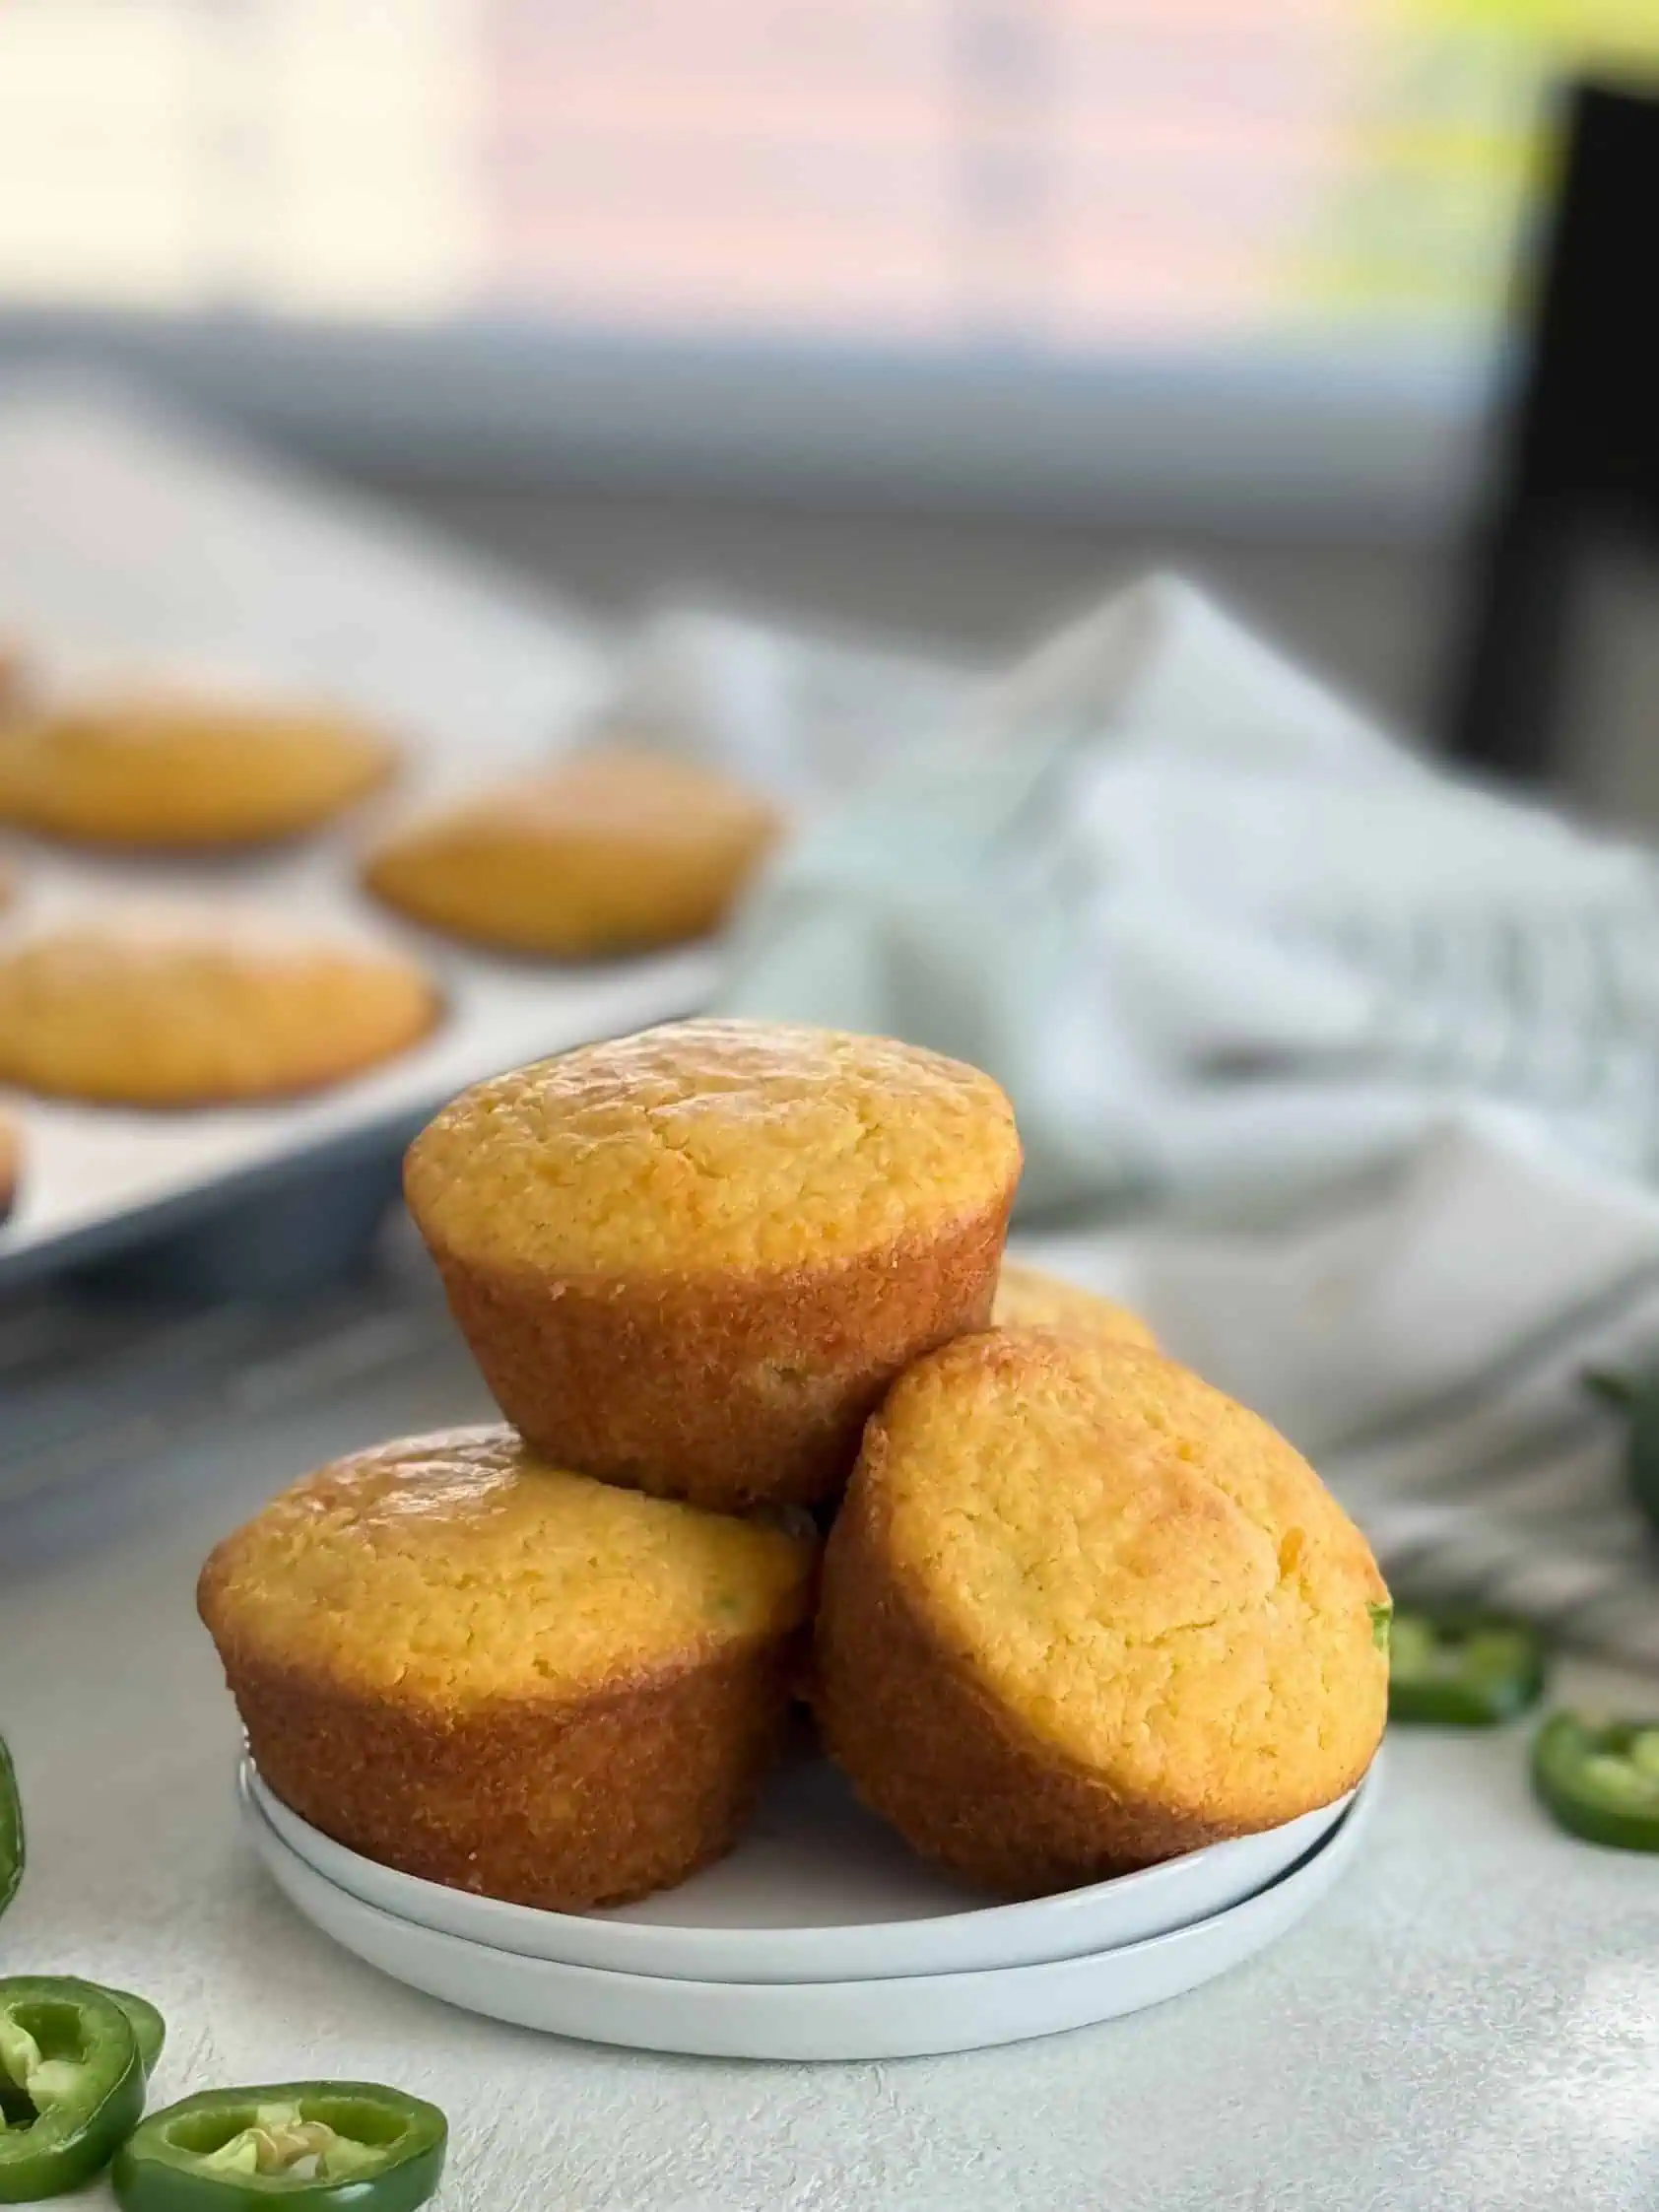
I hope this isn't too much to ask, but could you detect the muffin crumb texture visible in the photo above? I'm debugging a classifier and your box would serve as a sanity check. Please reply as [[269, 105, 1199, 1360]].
[[816, 1329, 1388, 1892], [200, 1427, 816, 1909], [201, 1426, 815, 1705], [403, 1019, 1022, 1509], [407, 1017, 1023, 1277]]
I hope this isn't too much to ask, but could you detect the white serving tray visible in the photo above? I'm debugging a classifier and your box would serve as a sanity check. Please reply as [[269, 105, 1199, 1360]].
[[244, 1746, 1358, 1984], [241, 1764, 1378, 2061], [0, 381, 711, 1283]]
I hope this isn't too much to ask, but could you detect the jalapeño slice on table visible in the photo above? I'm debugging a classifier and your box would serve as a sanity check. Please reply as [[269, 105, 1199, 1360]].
[[112, 2082, 447, 2212], [0, 1740, 19, 1926], [1386, 1607, 1547, 1726], [1533, 1710, 1659, 1852], [100, 1988, 166, 2078], [0, 1977, 146, 2202]]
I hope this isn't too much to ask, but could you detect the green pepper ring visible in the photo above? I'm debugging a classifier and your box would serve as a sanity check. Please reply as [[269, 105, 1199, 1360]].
[[99, 1988, 166, 2077], [1387, 1606, 1548, 1726], [112, 2081, 447, 2212], [0, 1977, 147, 2203], [3, 1980, 164, 2084], [1533, 1709, 1659, 1852]]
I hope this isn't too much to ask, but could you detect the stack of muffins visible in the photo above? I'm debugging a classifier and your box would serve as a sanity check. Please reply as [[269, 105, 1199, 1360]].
[[200, 1019, 1389, 1909]]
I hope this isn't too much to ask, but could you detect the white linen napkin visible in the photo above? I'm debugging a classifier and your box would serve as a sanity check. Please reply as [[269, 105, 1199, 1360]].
[[718, 575, 1659, 1663], [594, 600, 983, 804]]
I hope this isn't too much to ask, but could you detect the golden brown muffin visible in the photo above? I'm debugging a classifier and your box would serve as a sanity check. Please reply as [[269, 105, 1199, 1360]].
[[0, 921, 439, 1106], [0, 1112, 18, 1223], [816, 1330, 1389, 1897], [993, 1260, 1158, 1351], [363, 746, 780, 956], [406, 1019, 1023, 1511], [0, 687, 394, 847], [200, 1426, 817, 1909]]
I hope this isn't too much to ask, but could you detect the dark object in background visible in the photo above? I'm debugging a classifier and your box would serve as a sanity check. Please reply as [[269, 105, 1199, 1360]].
[[1446, 80, 1659, 786]]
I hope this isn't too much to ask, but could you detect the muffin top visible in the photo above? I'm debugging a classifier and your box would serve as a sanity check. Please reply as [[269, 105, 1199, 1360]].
[[363, 748, 780, 955], [199, 1426, 816, 1709], [406, 1018, 1022, 1276], [0, 920, 438, 1105], [858, 1329, 1388, 1813], [368, 748, 777, 881], [0, 688, 394, 845], [993, 1261, 1158, 1351]]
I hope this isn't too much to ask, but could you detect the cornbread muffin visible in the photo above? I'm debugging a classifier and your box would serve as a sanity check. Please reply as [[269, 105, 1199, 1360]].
[[816, 1330, 1388, 1896], [0, 1112, 18, 1223], [406, 1020, 1022, 1510], [0, 922, 439, 1105], [363, 746, 780, 957], [199, 1426, 817, 1909], [994, 1261, 1158, 1351], [0, 688, 394, 846]]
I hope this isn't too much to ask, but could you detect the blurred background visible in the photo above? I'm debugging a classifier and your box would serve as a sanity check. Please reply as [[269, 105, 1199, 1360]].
[[6, 0, 1659, 1679], [3, 0, 1657, 771]]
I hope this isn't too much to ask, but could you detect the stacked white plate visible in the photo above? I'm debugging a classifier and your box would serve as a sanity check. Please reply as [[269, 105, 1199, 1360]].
[[240, 1739, 1380, 2061]]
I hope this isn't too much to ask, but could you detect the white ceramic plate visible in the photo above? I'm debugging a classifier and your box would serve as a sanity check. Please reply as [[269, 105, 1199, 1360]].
[[242, 1744, 1367, 1986], [241, 1772, 1375, 2061]]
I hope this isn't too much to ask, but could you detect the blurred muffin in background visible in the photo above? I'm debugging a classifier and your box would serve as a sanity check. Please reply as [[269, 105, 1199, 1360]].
[[0, 686, 395, 848], [993, 1261, 1158, 1351], [363, 745, 780, 958], [0, 917, 439, 1106]]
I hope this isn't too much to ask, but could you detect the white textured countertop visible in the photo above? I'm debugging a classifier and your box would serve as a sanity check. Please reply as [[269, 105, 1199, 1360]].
[[4, 1320, 1658, 2212]]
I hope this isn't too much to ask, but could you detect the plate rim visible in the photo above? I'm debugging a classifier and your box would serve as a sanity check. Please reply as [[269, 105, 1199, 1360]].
[[240, 1748, 1375, 1981], [240, 1772, 1376, 2058]]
